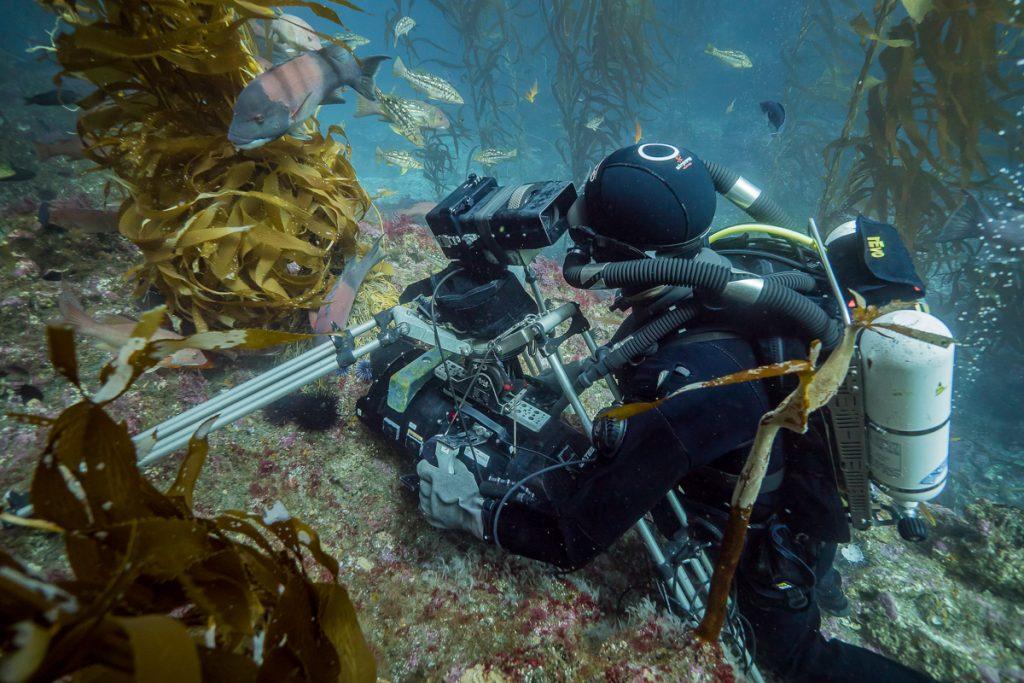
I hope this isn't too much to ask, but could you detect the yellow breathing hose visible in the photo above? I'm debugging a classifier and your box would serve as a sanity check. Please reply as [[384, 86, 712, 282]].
[[708, 223, 820, 251]]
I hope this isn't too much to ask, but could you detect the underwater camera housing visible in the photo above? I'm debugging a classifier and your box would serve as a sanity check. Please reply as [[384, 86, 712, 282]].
[[425, 174, 577, 270]]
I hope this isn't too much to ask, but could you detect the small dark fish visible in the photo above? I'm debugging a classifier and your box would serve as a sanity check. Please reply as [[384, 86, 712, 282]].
[[39, 200, 119, 234], [34, 133, 87, 161], [228, 45, 388, 149], [935, 191, 984, 242], [760, 100, 786, 133], [309, 237, 385, 335], [23, 87, 88, 107]]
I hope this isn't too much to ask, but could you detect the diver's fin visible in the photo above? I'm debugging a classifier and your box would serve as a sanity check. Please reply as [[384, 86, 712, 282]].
[[352, 55, 389, 101], [355, 93, 382, 118]]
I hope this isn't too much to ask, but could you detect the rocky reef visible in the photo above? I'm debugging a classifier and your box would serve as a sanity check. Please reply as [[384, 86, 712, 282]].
[[830, 502, 1024, 682]]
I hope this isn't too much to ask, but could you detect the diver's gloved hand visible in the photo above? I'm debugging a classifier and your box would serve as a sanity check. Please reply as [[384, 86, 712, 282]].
[[416, 442, 485, 539]]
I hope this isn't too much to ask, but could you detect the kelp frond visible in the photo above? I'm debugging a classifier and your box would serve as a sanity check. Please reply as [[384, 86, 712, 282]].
[[40, 0, 371, 331], [0, 321, 374, 681]]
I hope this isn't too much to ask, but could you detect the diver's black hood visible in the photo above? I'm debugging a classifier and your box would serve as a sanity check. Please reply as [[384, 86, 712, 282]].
[[583, 143, 717, 253]]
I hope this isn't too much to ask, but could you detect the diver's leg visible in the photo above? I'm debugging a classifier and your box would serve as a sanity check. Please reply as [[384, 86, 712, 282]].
[[813, 541, 850, 616], [737, 571, 936, 682]]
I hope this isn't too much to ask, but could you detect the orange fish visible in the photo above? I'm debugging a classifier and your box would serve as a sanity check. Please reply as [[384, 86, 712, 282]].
[[524, 79, 539, 104], [58, 290, 210, 369], [633, 120, 642, 144]]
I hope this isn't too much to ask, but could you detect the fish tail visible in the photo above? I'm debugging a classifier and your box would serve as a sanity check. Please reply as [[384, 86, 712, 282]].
[[393, 55, 407, 78], [352, 55, 389, 101], [705, 43, 714, 52], [342, 236, 386, 288], [375, 146, 384, 163], [355, 92, 381, 118], [58, 288, 95, 333]]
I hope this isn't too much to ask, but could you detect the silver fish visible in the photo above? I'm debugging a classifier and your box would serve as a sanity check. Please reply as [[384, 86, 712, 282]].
[[473, 148, 518, 166], [393, 57, 463, 104], [705, 44, 753, 69], [585, 114, 604, 131], [337, 31, 369, 49], [393, 16, 415, 46], [376, 146, 423, 175]]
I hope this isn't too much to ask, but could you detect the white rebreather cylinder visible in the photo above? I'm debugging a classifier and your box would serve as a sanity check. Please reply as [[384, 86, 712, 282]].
[[859, 309, 954, 504]]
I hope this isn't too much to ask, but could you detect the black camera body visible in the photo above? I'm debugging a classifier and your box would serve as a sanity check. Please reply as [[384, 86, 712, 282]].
[[425, 174, 577, 269]]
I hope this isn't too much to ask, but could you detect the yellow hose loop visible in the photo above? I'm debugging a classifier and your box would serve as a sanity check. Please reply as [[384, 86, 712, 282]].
[[708, 224, 819, 250]]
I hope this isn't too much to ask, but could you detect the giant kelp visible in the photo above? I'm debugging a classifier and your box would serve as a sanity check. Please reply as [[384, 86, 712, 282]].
[[39, 0, 372, 331], [815, 0, 1022, 372], [412, 0, 526, 150], [819, 0, 1022, 247], [543, 0, 668, 181], [0, 318, 375, 681]]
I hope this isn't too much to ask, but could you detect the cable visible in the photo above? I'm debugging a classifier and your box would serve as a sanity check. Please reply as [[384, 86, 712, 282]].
[[491, 459, 584, 550], [716, 249, 826, 279], [428, 267, 488, 481]]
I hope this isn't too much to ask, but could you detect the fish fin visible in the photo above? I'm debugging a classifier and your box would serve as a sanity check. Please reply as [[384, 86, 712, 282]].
[[57, 288, 94, 332], [355, 93, 382, 118], [393, 55, 407, 78], [341, 236, 386, 288], [352, 55, 389, 101], [935, 192, 984, 242], [96, 314, 139, 326], [321, 89, 347, 105], [400, 166, 409, 175]]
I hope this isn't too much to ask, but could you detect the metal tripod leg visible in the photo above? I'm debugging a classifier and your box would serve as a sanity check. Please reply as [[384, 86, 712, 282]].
[[634, 491, 765, 683]]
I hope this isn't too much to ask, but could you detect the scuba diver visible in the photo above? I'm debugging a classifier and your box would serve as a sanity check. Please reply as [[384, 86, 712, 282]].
[[415, 144, 939, 682]]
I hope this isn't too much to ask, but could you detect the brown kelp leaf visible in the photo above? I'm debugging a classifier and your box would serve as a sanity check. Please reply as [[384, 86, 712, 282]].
[[850, 13, 913, 47], [115, 615, 202, 683], [148, 328, 315, 360], [900, 0, 933, 23], [0, 622, 51, 681], [166, 416, 217, 512], [0, 513, 64, 534], [5, 272, 372, 681], [46, 0, 370, 330], [600, 360, 813, 421], [317, 583, 377, 682], [598, 400, 666, 422], [871, 322, 954, 348], [47, 325, 80, 390], [92, 307, 174, 404]]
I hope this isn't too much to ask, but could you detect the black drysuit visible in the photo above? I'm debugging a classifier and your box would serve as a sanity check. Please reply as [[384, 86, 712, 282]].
[[489, 332, 936, 683]]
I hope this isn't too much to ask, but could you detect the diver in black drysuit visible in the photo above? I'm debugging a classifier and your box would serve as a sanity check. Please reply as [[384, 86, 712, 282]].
[[416, 144, 936, 683]]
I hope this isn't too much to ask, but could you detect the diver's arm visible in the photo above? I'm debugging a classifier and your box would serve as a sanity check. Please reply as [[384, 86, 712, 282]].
[[489, 337, 774, 570]]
